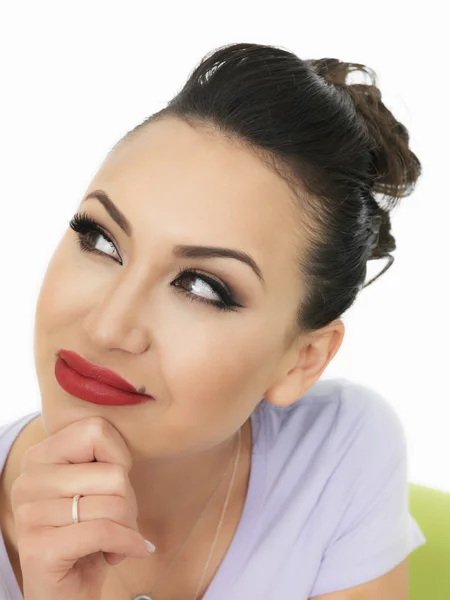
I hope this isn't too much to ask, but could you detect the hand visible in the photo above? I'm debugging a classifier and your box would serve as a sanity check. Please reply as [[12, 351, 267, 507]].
[[10, 416, 155, 600]]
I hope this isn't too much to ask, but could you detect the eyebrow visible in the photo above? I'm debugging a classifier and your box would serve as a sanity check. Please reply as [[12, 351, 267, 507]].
[[82, 190, 265, 286]]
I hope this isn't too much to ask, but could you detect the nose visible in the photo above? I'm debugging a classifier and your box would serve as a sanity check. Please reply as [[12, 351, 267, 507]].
[[82, 275, 151, 355]]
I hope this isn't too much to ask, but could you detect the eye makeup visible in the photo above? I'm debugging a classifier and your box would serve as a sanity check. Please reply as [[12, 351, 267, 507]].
[[68, 211, 244, 312]]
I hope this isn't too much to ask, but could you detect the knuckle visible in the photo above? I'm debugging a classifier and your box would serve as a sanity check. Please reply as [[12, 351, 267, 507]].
[[108, 463, 128, 495], [10, 473, 29, 506], [80, 417, 133, 472], [107, 495, 133, 525], [85, 415, 111, 440], [20, 445, 37, 471], [14, 501, 36, 525]]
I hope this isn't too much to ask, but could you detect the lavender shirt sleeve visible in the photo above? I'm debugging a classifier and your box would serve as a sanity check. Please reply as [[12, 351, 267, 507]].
[[308, 383, 426, 597]]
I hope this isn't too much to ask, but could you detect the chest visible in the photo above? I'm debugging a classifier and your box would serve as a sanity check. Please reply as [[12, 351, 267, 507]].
[[100, 488, 247, 600], [0, 479, 246, 600]]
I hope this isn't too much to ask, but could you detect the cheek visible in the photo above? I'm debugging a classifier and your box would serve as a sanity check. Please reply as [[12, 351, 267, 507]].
[[34, 240, 68, 339], [158, 317, 279, 423], [33, 235, 100, 371], [34, 234, 108, 336]]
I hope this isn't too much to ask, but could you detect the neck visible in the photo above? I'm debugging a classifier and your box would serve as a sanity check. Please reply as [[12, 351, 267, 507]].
[[129, 420, 251, 552]]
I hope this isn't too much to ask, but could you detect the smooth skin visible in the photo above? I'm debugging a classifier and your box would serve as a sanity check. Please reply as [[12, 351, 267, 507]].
[[1, 116, 408, 598]]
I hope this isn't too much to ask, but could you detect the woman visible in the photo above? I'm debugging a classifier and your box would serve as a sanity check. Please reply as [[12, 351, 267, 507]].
[[0, 42, 426, 600]]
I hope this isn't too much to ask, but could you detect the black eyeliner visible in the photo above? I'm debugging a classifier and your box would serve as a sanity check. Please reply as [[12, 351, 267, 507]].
[[68, 212, 243, 312], [69, 211, 116, 246]]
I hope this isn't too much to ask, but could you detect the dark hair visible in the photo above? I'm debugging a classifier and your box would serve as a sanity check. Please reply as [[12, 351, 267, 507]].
[[115, 42, 422, 339]]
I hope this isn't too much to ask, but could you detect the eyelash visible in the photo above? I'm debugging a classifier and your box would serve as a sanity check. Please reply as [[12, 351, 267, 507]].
[[68, 211, 242, 312]]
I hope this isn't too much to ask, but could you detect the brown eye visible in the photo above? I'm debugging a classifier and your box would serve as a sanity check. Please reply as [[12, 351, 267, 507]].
[[69, 212, 242, 313], [175, 272, 222, 302], [172, 269, 241, 312], [69, 212, 121, 263]]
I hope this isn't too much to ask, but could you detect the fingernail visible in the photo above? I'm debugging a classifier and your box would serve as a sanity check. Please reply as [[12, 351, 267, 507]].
[[144, 539, 156, 553]]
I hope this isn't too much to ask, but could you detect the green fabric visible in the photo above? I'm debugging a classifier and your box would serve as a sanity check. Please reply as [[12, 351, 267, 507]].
[[408, 483, 450, 599]]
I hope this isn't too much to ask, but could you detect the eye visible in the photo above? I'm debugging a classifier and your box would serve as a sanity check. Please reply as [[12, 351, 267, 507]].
[[69, 211, 121, 262], [68, 212, 243, 313], [171, 268, 241, 311]]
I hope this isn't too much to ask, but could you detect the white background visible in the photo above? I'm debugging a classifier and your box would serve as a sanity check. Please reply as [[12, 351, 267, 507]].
[[0, 2, 448, 492]]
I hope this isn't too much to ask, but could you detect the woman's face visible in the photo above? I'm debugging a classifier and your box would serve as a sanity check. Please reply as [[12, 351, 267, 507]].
[[33, 117, 309, 459]]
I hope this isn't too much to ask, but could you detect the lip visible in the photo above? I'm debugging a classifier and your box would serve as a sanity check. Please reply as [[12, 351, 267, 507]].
[[55, 350, 154, 406]]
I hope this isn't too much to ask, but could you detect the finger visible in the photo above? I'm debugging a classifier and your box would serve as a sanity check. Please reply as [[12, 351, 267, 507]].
[[12, 462, 137, 513], [14, 494, 139, 531], [21, 416, 132, 472], [105, 553, 126, 565], [18, 520, 152, 569]]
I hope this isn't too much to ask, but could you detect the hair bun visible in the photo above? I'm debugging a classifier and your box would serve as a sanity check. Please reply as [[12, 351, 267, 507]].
[[307, 57, 422, 208]]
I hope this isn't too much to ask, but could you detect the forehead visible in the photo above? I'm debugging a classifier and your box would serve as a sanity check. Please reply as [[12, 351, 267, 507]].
[[93, 117, 304, 284]]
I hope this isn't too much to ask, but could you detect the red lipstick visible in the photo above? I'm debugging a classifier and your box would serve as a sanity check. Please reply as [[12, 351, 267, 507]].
[[54, 350, 154, 406]]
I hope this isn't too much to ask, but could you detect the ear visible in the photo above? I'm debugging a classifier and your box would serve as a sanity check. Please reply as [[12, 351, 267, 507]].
[[264, 320, 345, 408]]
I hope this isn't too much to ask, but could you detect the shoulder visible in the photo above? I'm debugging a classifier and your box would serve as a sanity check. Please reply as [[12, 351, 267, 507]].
[[260, 377, 406, 460], [320, 378, 406, 454], [0, 412, 41, 442], [243, 379, 418, 598], [303, 376, 404, 427], [255, 377, 408, 516], [0, 412, 41, 471]]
